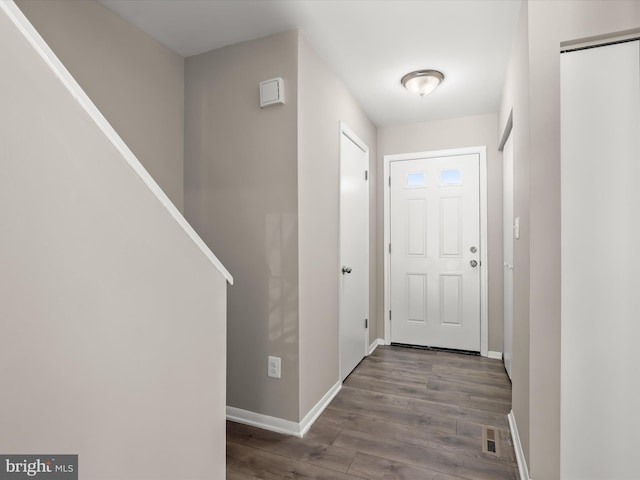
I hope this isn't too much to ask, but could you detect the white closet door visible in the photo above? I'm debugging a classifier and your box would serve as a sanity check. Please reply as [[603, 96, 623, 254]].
[[561, 40, 640, 479], [339, 128, 369, 381]]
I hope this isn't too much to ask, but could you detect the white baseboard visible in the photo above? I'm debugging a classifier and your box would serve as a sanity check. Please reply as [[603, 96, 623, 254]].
[[488, 350, 503, 360], [226, 406, 301, 437], [299, 380, 341, 437], [227, 380, 341, 438], [368, 338, 385, 355], [508, 410, 530, 480]]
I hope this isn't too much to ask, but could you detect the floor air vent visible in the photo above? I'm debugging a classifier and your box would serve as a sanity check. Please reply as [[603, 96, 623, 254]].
[[482, 426, 501, 457]]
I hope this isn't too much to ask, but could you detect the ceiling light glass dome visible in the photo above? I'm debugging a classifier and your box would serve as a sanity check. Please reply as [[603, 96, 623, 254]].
[[401, 70, 445, 97]]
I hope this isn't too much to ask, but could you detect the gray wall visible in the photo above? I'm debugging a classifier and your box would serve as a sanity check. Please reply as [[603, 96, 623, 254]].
[[185, 30, 379, 423], [185, 31, 301, 422], [17, 0, 186, 211], [298, 33, 378, 418], [0, 6, 227, 478], [499, 1, 640, 478], [378, 113, 503, 352]]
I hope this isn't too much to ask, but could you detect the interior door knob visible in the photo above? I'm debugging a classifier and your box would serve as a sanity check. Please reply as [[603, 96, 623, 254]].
[[341, 266, 352, 274], [470, 260, 478, 268]]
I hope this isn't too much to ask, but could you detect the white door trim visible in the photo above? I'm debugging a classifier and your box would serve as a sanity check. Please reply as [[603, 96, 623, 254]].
[[383, 146, 488, 357], [340, 121, 369, 153], [501, 123, 514, 378], [338, 121, 369, 380]]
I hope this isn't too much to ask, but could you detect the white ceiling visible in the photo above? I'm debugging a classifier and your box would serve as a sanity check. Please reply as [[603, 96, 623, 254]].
[[99, 0, 521, 127]]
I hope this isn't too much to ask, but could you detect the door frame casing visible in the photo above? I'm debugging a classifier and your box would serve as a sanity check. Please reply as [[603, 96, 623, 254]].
[[338, 121, 369, 380], [501, 121, 514, 378], [383, 146, 488, 357]]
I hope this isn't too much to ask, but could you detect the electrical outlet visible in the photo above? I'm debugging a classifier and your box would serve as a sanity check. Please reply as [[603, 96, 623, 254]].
[[268, 356, 281, 379]]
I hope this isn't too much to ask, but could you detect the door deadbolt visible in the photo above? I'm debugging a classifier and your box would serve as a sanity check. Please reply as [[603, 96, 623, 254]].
[[470, 246, 478, 253], [341, 266, 353, 274], [470, 260, 478, 267]]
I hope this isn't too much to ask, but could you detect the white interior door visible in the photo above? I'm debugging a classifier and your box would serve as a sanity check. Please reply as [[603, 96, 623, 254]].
[[339, 125, 369, 381], [390, 154, 480, 351], [502, 132, 514, 379]]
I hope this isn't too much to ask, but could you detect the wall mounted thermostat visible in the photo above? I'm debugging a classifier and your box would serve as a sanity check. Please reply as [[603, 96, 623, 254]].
[[260, 77, 285, 108]]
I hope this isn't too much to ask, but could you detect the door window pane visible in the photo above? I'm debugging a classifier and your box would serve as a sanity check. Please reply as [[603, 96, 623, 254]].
[[440, 169, 462, 185], [406, 172, 425, 187]]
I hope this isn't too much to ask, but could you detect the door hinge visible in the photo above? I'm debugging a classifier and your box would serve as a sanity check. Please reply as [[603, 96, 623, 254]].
[[389, 310, 392, 321], [365, 318, 368, 329], [388, 176, 391, 187], [365, 170, 368, 181], [388, 243, 391, 254]]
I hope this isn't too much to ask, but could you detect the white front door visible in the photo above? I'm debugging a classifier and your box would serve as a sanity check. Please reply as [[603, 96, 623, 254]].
[[390, 154, 480, 351], [339, 124, 369, 381], [502, 132, 514, 379]]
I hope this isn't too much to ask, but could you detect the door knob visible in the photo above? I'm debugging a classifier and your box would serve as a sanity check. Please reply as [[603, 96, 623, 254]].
[[341, 266, 352, 274], [470, 260, 478, 268]]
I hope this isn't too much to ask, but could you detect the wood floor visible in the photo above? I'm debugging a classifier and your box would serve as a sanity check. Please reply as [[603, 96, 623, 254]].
[[227, 345, 518, 480]]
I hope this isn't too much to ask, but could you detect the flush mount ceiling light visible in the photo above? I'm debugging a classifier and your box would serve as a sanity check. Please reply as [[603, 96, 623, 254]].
[[401, 70, 445, 97]]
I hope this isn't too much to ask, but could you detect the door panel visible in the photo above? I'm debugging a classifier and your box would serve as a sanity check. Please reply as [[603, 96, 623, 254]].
[[407, 274, 426, 322], [440, 274, 462, 326], [441, 197, 461, 256], [390, 154, 480, 351], [407, 199, 427, 255], [339, 129, 369, 381]]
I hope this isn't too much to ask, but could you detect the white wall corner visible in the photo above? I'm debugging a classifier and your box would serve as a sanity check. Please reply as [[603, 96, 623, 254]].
[[488, 351, 503, 360], [368, 338, 385, 355], [227, 381, 341, 439], [508, 410, 531, 480]]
